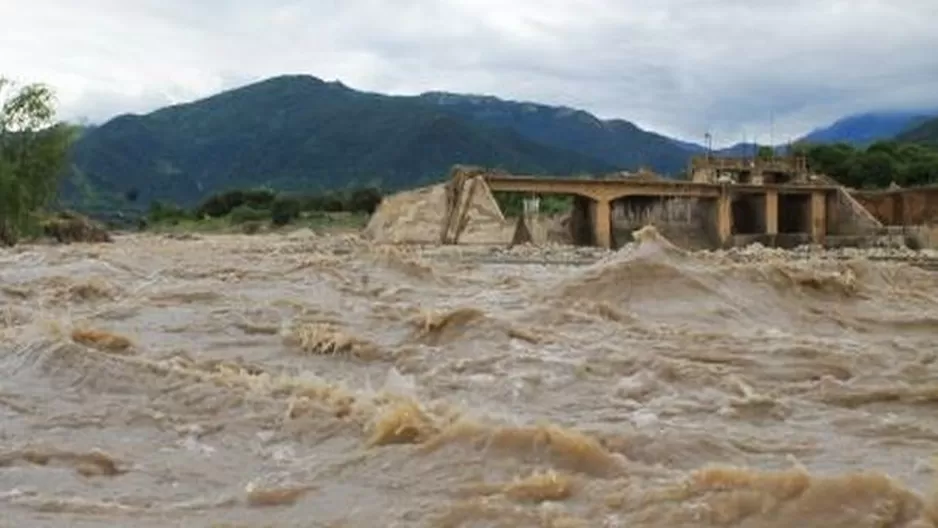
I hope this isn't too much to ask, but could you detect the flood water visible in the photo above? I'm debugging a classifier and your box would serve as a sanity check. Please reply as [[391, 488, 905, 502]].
[[3, 228, 938, 527]]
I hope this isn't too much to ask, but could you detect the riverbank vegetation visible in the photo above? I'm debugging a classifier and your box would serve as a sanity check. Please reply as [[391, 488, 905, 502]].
[[143, 187, 382, 234], [0, 78, 76, 245], [795, 141, 938, 188]]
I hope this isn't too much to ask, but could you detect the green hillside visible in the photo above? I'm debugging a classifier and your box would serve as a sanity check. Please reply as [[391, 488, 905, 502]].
[[418, 92, 691, 174], [896, 116, 938, 146], [62, 75, 618, 207]]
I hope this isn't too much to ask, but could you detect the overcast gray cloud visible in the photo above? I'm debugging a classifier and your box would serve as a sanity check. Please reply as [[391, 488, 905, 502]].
[[2, 0, 937, 145]]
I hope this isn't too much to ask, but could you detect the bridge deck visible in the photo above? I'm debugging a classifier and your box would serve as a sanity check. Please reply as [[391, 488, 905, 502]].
[[483, 175, 839, 199]]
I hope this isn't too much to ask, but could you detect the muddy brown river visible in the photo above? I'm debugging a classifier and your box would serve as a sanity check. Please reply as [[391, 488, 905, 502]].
[[3, 228, 938, 527]]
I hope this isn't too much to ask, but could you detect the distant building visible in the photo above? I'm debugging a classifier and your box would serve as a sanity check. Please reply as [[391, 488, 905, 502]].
[[689, 155, 810, 185]]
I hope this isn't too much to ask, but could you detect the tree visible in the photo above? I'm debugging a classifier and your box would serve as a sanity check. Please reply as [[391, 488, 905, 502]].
[[0, 78, 75, 245], [344, 187, 383, 214], [796, 140, 938, 189], [903, 159, 938, 187], [848, 150, 897, 188], [270, 196, 301, 226]]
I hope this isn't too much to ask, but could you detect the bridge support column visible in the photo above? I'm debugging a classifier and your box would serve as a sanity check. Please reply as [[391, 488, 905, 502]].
[[765, 190, 778, 236], [593, 199, 612, 249], [716, 189, 732, 247], [811, 191, 826, 245]]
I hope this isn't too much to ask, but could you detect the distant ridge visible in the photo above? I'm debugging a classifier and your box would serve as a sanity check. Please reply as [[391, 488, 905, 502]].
[[417, 91, 691, 173], [896, 115, 938, 145], [64, 75, 621, 206], [61, 74, 938, 209], [799, 110, 938, 145]]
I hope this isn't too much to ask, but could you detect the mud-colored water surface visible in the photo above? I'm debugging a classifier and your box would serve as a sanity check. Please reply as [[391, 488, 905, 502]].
[[3, 228, 938, 527]]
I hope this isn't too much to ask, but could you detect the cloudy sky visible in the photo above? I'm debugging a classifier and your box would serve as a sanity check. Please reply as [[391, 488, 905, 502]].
[[2, 0, 937, 146]]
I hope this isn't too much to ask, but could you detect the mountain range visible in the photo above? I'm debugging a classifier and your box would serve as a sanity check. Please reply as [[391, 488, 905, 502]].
[[416, 92, 690, 175], [674, 111, 938, 158], [897, 115, 938, 146], [799, 111, 938, 145], [61, 74, 938, 207]]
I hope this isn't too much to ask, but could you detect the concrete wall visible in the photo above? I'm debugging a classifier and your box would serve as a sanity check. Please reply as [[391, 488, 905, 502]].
[[611, 197, 714, 250], [826, 189, 881, 236], [851, 186, 938, 226]]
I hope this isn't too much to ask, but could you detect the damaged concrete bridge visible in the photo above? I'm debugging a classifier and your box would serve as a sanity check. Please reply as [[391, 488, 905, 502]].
[[474, 156, 882, 250], [364, 162, 883, 250]]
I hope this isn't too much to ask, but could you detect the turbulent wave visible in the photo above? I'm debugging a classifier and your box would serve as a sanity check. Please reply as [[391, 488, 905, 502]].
[[550, 226, 938, 335], [3, 231, 938, 526]]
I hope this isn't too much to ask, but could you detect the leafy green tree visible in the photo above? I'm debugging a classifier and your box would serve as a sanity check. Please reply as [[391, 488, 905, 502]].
[[796, 140, 938, 189], [319, 192, 346, 212], [270, 196, 301, 226], [0, 78, 75, 245], [229, 204, 268, 224], [849, 150, 896, 188], [493, 191, 572, 216], [195, 188, 277, 218], [344, 187, 383, 214], [904, 159, 938, 186], [147, 200, 191, 224]]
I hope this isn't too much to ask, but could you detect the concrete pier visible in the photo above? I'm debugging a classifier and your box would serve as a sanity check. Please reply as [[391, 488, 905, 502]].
[[484, 173, 836, 249]]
